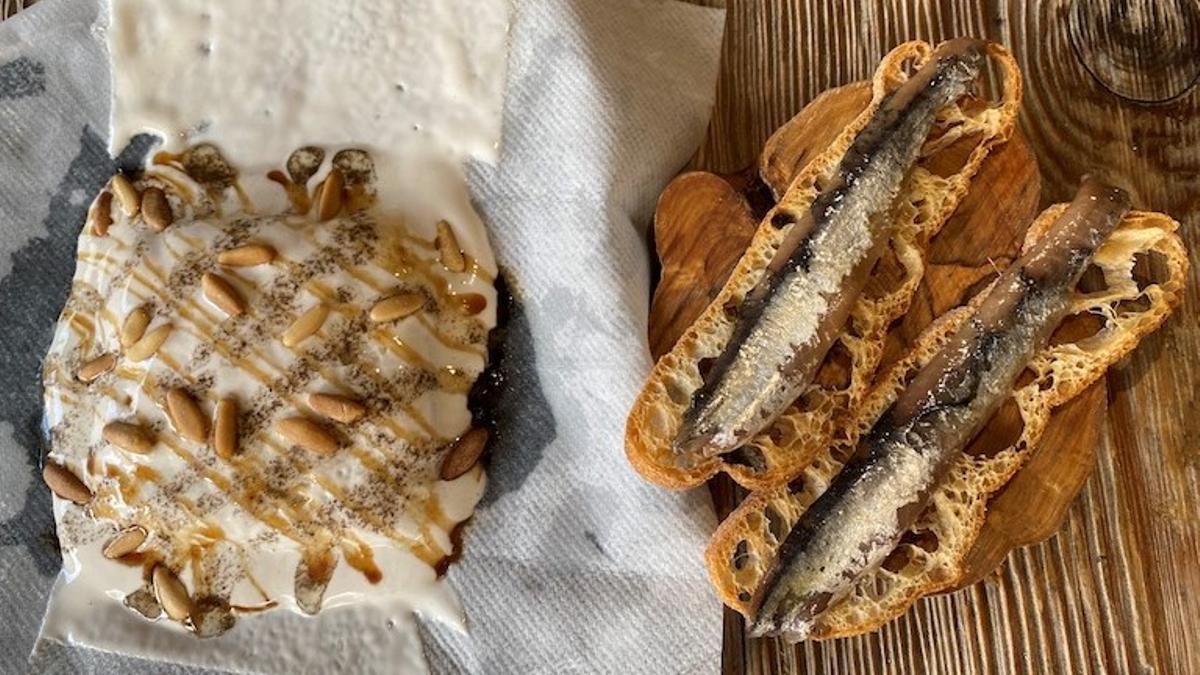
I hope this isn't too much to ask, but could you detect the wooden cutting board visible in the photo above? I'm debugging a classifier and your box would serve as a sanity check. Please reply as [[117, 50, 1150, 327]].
[[649, 79, 1107, 669], [10, 1, 1187, 671], [683, 2, 1200, 673], [651, 73, 1109, 571]]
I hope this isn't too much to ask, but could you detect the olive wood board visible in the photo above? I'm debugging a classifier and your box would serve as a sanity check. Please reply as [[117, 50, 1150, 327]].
[[691, 3, 1200, 673], [647, 81, 1106, 609]]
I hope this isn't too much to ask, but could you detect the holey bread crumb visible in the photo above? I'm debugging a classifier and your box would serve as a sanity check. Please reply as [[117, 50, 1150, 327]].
[[625, 39, 1023, 491], [705, 207, 1188, 640]]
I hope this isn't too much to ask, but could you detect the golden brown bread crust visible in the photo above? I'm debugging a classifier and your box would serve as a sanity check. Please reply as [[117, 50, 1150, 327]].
[[705, 208, 1189, 639], [625, 39, 1024, 491]]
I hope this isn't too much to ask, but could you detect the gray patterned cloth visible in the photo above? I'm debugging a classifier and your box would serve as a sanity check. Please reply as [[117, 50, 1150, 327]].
[[0, 0, 727, 673]]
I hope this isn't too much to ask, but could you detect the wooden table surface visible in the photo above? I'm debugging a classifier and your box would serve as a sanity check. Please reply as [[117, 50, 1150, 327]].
[[5, 1, 1196, 673], [0, 0, 32, 21], [690, 2, 1200, 674]]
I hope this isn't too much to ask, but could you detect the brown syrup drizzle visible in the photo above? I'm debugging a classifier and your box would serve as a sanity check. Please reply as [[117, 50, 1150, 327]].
[[106, 245, 459, 449], [46, 145, 495, 632]]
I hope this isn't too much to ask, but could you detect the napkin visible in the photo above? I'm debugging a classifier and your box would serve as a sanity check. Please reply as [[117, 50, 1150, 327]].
[[0, 0, 727, 672]]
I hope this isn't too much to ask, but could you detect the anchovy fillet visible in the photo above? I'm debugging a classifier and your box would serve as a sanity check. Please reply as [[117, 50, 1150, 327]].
[[675, 39, 987, 465], [748, 179, 1132, 638]]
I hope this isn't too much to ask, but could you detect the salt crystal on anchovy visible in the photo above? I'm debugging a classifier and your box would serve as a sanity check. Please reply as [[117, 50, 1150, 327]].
[[749, 178, 1131, 638], [674, 39, 988, 467]]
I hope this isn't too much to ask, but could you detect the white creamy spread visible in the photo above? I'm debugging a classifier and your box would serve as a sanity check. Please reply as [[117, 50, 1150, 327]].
[[107, 0, 509, 249], [40, 0, 510, 669]]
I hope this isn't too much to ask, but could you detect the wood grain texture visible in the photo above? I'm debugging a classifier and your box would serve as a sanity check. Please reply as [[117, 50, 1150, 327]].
[[1, 0, 34, 21], [649, 172, 758, 358], [5, 1, 1194, 672], [655, 80, 1121, 669], [695, 1, 1200, 674], [655, 83, 1111, 597]]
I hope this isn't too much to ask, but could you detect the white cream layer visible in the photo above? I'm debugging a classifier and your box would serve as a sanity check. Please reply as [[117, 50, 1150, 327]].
[[40, 0, 510, 668], [107, 0, 510, 253]]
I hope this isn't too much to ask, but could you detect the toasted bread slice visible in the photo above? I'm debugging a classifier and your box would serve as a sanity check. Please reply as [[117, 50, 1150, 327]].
[[626, 39, 1023, 490], [705, 208, 1188, 639]]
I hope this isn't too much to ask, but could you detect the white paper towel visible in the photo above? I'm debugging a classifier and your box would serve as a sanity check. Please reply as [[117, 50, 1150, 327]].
[[0, 0, 728, 672]]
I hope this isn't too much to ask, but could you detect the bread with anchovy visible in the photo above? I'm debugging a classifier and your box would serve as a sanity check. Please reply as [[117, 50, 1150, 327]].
[[626, 39, 1023, 491], [705, 206, 1188, 639]]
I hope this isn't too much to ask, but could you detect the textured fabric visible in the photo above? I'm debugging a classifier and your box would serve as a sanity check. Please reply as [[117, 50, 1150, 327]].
[[424, 2, 726, 673], [0, 0, 726, 672]]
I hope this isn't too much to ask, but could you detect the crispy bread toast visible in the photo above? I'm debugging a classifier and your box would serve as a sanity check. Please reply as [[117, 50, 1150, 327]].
[[626, 40, 1022, 490], [705, 207, 1188, 639]]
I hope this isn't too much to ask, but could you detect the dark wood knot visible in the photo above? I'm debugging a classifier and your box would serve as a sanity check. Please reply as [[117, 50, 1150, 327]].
[[1069, 0, 1200, 104]]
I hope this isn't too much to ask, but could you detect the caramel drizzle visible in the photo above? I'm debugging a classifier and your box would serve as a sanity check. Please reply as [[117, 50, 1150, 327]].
[[85, 222, 484, 367], [341, 534, 385, 583], [96, 276, 440, 451], [144, 165, 198, 204], [64, 357, 446, 562], [66, 312, 96, 352], [62, 374, 317, 546], [54, 203, 477, 579], [115, 333, 436, 552], [313, 475, 442, 565], [397, 230, 496, 286], [73, 286, 436, 470], [414, 313, 485, 355], [53, 392, 246, 554], [284, 241, 486, 357], [46, 153, 489, 610], [58, 278, 124, 360], [180, 213, 483, 361]]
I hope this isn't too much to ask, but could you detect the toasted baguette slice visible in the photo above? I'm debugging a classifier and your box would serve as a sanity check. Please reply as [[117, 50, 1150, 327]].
[[705, 208, 1188, 639], [626, 39, 1023, 490]]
